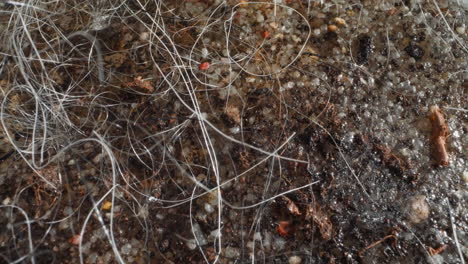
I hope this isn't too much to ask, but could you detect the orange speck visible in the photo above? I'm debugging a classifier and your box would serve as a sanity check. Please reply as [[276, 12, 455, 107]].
[[262, 30, 270, 39], [388, 8, 398, 16], [199, 62, 210, 70], [102, 201, 112, 210], [328, 25, 338, 32], [277, 221, 292, 237]]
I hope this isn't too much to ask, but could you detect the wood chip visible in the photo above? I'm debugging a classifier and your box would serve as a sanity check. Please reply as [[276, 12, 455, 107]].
[[429, 105, 449, 166]]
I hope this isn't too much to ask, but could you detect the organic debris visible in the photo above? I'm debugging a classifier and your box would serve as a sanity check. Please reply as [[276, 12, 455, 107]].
[[428, 105, 450, 166], [126, 76, 154, 93], [305, 203, 333, 241], [374, 144, 411, 177], [428, 245, 448, 256], [0, 0, 466, 263], [282, 196, 302, 216], [358, 232, 397, 257]]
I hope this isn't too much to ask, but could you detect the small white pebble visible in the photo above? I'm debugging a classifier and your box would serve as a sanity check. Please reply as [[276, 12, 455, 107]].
[[334, 17, 347, 26], [256, 13, 265, 23], [456, 25, 465, 35], [246, 241, 255, 250], [229, 127, 240, 134], [204, 203, 214, 213], [186, 239, 197, 250], [201, 48, 209, 58], [462, 171, 468, 183], [253, 232, 262, 241], [289, 256, 302, 264], [246, 77, 256, 83], [139, 32, 149, 41], [92, 153, 104, 164], [407, 195, 429, 224], [225, 246, 240, 258], [273, 236, 286, 250], [2, 197, 11, 205], [337, 112, 347, 119], [199, 112, 208, 120], [400, 148, 410, 157]]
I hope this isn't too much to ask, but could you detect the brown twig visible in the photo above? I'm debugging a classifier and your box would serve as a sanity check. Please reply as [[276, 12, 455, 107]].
[[359, 234, 397, 257], [429, 105, 449, 166], [428, 245, 447, 256]]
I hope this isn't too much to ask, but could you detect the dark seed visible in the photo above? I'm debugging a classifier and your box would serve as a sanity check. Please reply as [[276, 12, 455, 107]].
[[356, 34, 372, 65], [404, 43, 424, 60]]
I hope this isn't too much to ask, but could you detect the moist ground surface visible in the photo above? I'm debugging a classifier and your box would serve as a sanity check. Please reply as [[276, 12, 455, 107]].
[[0, 0, 467, 263]]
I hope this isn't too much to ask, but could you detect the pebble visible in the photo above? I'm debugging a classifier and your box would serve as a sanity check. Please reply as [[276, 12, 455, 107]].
[[2, 197, 10, 205], [273, 236, 286, 250], [139, 32, 149, 41], [427, 254, 444, 264], [224, 246, 240, 259], [456, 25, 465, 35], [334, 17, 347, 26], [186, 239, 197, 250], [92, 153, 105, 164], [289, 256, 302, 264], [407, 195, 430, 224], [253, 232, 262, 241], [192, 222, 208, 246], [201, 48, 209, 58], [328, 25, 338, 32], [256, 13, 264, 23], [405, 43, 424, 60], [204, 203, 214, 213], [462, 171, 468, 183]]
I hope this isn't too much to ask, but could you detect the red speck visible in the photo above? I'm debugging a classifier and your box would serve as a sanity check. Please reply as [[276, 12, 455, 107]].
[[199, 62, 210, 70], [277, 221, 292, 237], [69, 234, 81, 245], [262, 31, 270, 39]]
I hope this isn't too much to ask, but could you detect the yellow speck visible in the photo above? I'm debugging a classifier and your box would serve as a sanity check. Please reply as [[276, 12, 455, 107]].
[[239, 0, 248, 8], [102, 201, 112, 210], [334, 17, 347, 26], [328, 25, 338, 32]]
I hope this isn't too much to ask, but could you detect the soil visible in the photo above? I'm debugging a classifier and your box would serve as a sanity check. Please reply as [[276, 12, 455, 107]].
[[0, 0, 467, 264]]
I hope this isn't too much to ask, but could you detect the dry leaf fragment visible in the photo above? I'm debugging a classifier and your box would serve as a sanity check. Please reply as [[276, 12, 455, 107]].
[[306, 204, 333, 240], [429, 245, 447, 256], [283, 196, 302, 216], [225, 105, 241, 124], [129, 76, 154, 93], [429, 105, 449, 166]]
